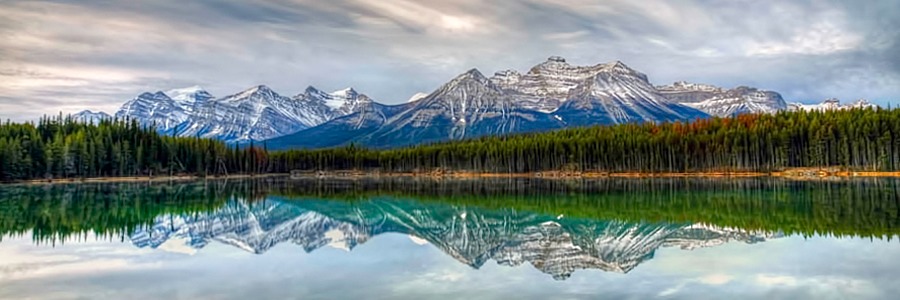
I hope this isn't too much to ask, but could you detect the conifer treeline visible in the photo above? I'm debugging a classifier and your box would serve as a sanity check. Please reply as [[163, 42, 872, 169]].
[[2, 108, 899, 181], [0, 116, 268, 181], [268, 108, 900, 173]]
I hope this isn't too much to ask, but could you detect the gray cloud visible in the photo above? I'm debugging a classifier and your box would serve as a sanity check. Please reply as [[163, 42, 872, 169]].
[[1, 0, 898, 121]]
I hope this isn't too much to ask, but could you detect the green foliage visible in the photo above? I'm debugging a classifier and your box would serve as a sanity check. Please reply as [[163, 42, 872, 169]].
[[3, 108, 899, 179]]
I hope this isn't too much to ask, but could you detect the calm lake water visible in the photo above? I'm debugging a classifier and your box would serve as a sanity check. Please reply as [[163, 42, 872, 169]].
[[1, 177, 900, 299]]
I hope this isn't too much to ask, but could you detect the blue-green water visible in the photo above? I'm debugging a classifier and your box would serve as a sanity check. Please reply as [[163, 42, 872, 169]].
[[1, 178, 899, 299]]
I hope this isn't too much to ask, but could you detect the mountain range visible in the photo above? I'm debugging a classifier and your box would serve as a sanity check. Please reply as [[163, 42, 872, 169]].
[[130, 198, 780, 280], [79, 57, 876, 148], [788, 98, 876, 111]]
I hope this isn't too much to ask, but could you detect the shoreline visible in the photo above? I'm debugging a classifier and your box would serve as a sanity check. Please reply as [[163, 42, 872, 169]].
[[293, 167, 900, 180], [2, 173, 290, 186], [4, 168, 900, 186]]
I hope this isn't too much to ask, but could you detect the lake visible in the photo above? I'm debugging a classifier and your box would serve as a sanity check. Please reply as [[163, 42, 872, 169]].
[[1, 177, 899, 299]]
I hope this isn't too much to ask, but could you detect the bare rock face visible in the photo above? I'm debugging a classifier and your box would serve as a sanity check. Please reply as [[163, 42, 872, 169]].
[[657, 81, 787, 117]]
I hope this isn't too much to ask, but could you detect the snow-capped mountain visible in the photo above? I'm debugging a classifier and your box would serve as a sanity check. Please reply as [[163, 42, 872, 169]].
[[492, 56, 650, 113], [131, 198, 780, 279], [657, 81, 787, 117], [270, 57, 707, 149], [177, 85, 328, 143], [72, 110, 111, 124], [115, 85, 369, 143], [110, 56, 879, 148], [788, 98, 876, 111]]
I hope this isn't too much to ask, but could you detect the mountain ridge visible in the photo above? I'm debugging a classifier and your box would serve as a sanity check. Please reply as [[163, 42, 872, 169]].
[[268, 58, 709, 149], [83, 56, 876, 148]]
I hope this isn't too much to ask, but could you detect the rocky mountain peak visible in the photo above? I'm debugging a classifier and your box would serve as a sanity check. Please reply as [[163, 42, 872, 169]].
[[332, 87, 359, 98], [455, 68, 490, 82], [221, 85, 281, 104], [303, 85, 326, 96], [597, 60, 649, 82]]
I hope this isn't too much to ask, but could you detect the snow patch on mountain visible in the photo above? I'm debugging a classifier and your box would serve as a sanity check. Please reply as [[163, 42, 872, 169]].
[[408, 92, 430, 103], [165, 85, 214, 107]]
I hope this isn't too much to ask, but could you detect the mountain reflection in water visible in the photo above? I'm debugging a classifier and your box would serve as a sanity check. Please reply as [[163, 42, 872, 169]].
[[3, 177, 899, 280], [131, 198, 779, 279]]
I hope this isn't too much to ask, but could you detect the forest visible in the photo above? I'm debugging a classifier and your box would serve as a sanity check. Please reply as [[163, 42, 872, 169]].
[[268, 107, 900, 174], [0, 115, 268, 181], [1, 107, 899, 181]]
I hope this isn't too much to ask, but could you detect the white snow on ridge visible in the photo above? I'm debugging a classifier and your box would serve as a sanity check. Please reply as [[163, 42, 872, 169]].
[[166, 85, 212, 105], [408, 92, 429, 103]]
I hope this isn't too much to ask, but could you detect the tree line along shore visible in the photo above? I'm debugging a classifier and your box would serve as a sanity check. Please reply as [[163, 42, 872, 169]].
[[2, 108, 900, 182]]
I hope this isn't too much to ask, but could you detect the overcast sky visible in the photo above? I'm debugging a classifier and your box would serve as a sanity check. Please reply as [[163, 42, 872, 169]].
[[1, 0, 898, 121]]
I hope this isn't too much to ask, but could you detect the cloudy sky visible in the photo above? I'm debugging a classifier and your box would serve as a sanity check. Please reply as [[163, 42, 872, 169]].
[[1, 0, 898, 121]]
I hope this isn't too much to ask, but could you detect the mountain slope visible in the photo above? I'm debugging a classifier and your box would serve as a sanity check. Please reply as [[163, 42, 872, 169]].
[[266, 98, 412, 149], [355, 69, 565, 147], [554, 62, 707, 126]]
